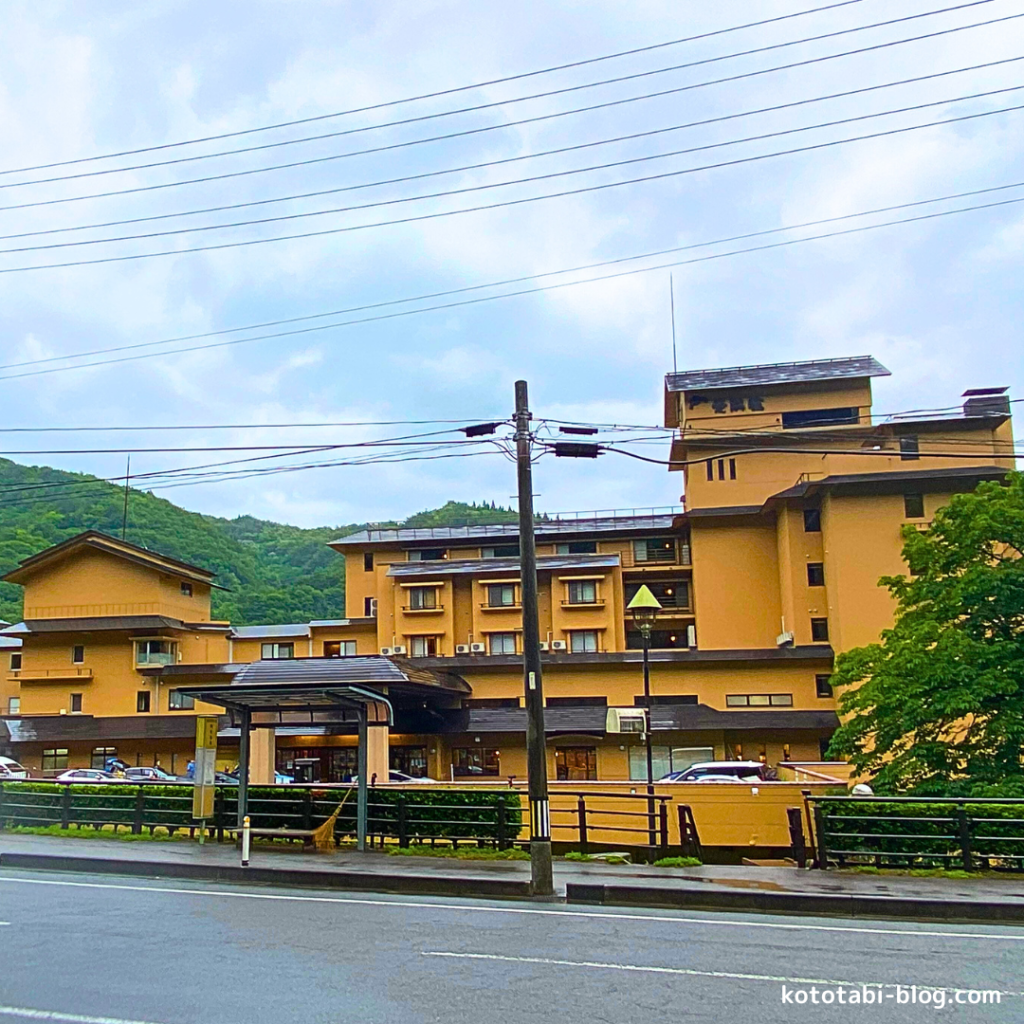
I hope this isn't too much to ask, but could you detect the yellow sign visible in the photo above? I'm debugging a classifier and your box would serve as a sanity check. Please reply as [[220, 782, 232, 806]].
[[192, 714, 219, 820]]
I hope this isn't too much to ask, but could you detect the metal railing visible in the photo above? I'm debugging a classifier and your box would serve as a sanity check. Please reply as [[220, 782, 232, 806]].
[[550, 790, 672, 861]]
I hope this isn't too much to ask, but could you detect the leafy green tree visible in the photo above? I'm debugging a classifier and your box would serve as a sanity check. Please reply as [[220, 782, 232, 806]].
[[828, 472, 1024, 796]]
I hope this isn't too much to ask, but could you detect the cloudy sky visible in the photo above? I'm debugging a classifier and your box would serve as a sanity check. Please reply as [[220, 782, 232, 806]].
[[0, 0, 1021, 527]]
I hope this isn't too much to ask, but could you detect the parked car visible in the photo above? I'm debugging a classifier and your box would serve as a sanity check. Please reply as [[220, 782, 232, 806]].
[[351, 771, 436, 784], [0, 756, 29, 779], [216, 769, 294, 785], [54, 769, 116, 784], [659, 761, 768, 783], [123, 766, 180, 784]]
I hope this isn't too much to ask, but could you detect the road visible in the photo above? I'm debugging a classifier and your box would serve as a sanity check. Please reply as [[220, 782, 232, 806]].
[[0, 867, 1022, 1023]]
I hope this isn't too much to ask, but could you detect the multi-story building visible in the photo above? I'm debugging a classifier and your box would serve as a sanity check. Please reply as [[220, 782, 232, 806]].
[[0, 356, 1013, 782]]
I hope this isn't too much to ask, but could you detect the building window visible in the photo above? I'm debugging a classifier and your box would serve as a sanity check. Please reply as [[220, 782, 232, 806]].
[[705, 459, 714, 481], [633, 538, 676, 564], [806, 562, 825, 587], [625, 581, 689, 609], [7, 697, 20, 714], [364, 596, 377, 617], [453, 747, 499, 776], [556, 541, 597, 554], [726, 693, 794, 707], [72, 645, 85, 664], [569, 630, 599, 654], [717, 459, 725, 480], [626, 628, 690, 650], [10, 652, 21, 670], [816, 674, 834, 698], [629, 745, 713, 780], [261, 642, 294, 660], [803, 508, 821, 532], [810, 617, 830, 642], [488, 632, 517, 655], [465, 697, 520, 709], [169, 690, 195, 710], [555, 746, 597, 781], [135, 639, 177, 666], [70, 693, 83, 713], [390, 745, 428, 778], [409, 636, 438, 658], [363, 552, 374, 572], [781, 407, 859, 429], [137, 690, 151, 713], [91, 747, 117, 770], [42, 748, 69, 772], [566, 579, 597, 604], [900, 436, 920, 461], [487, 583, 517, 607], [324, 640, 357, 657], [729, 458, 737, 480], [407, 548, 446, 561], [904, 493, 925, 519], [180, 582, 193, 597], [546, 696, 607, 707], [407, 586, 438, 610], [482, 544, 519, 558]]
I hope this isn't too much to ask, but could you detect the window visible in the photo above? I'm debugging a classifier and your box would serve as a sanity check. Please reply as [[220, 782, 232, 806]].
[[803, 508, 821, 532], [324, 640, 356, 657], [816, 674, 834, 698], [10, 652, 21, 670], [364, 596, 377, 617], [810, 617, 830, 642], [705, 459, 714, 481], [806, 562, 825, 587], [781, 407, 859, 429], [633, 538, 676, 563], [42, 748, 69, 772], [407, 586, 438, 610], [482, 544, 519, 558], [261, 642, 294, 660], [488, 632, 517, 655], [717, 459, 725, 480], [91, 747, 116, 770], [569, 630, 599, 654], [625, 581, 689, 609], [546, 696, 607, 707], [7, 697, 20, 714], [453, 747, 499, 776], [70, 693, 83, 713], [390, 746, 428, 778], [904, 493, 925, 519], [555, 541, 597, 554], [555, 746, 597, 781], [726, 693, 794, 707], [180, 582, 193, 597], [407, 548, 446, 561], [409, 636, 438, 658], [900, 436, 920, 460], [136, 690, 151, 713], [729, 458, 737, 480], [465, 697, 520, 709], [487, 583, 517, 607], [169, 690, 195, 710], [72, 645, 85, 665], [629, 745, 713, 780], [363, 552, 374, 572], [567, 579, 597, 604], [135, 639, 177, 666], [626, 629, 689, 650], [633, 694, 698, 706]]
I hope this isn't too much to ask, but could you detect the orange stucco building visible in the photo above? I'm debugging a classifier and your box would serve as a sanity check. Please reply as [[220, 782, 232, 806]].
[[0, 355, 1013, 782]]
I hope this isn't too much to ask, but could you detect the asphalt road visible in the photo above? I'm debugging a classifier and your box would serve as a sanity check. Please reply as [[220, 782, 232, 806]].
[[0, 868, 1022, 1023]]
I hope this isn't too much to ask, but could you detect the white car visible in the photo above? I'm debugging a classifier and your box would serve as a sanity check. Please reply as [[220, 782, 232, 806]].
[[659, 761, 767, 783], [54, 769, 116, 784], [0, 756, 29, 779]]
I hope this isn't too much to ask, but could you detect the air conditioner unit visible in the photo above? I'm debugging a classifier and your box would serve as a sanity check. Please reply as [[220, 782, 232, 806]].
[[379, 647, 392, 656], [455, 644, 470, 654], [470, 642, 486, 654], [391, 644, 407, 655], [538, 641, 549, 652], [776, 631, 794, 647], [606, 707, 647, 734], [550, 640, 567, 652]]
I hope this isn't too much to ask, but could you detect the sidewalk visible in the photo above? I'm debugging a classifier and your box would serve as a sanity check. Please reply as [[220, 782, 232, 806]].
[[3, 831, 1024, 922]]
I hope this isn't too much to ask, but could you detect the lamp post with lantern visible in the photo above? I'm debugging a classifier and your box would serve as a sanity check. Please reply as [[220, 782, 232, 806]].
[[627, 583, 662, 857]]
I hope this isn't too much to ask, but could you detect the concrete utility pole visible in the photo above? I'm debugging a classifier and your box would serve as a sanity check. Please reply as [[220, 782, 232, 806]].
[[514, 379, 553, 896]]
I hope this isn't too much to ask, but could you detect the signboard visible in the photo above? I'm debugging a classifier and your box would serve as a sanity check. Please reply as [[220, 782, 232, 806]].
[[192, 715, 219, 820]]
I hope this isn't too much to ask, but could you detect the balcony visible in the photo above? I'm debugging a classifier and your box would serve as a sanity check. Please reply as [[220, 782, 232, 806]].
[[621, 544, 691, 568], [401, 604, 445, 614], [560, 600, 606, 609], [12, 668, 94, 683], [479, 602, 522, 611]]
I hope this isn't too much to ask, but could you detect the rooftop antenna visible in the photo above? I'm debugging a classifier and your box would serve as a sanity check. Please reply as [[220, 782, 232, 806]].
[[121, 455, 131, 540], [670, 273, 678, 373]]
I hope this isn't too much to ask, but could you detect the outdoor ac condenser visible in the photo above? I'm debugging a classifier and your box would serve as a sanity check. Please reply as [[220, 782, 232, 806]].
[[391, 644, 407, 655], [470, 642, 486, 653], [538, 641, 549, 651], [455, 644, 470, 654], [605, 707, 647, 734], [550, 640, 567, 651], [379, 647, 392, 655]]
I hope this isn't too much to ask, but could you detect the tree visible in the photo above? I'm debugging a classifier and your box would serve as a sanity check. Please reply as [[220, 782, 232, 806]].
[[828, 471, 1024, 796]]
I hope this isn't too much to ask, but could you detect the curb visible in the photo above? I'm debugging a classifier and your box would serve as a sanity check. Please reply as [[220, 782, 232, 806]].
[[0, 852, 533, 899], [566, 882, 1024, 924]]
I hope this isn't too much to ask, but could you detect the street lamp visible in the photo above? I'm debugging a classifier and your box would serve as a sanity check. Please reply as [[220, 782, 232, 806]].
[[627, 584, 662, 859]]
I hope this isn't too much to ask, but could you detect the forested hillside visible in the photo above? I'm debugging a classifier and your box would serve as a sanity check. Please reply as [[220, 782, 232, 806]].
[[0, 459, 515, 625]]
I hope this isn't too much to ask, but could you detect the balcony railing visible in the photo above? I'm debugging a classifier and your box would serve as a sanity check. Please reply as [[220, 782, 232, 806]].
[[479, 602, 522, 611], [560, 600, 606, 608], [621, 544, 691, 568], [12, 668, 94, 682], [402, 604, 444, 613]]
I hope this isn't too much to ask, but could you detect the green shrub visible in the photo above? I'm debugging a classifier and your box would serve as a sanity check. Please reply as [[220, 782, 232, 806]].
[[653, 856, 702, 868]]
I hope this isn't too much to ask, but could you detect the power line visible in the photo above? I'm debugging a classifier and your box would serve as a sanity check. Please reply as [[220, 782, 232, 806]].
[[0, 418, 509, 432], [0, 0, 876, 176], [0, 1, 995, 192], [4, 9, 1014, 215], [1, 185, 1022, 382], [7, 56, 1020, 245], [2, 99, 1022, 276]]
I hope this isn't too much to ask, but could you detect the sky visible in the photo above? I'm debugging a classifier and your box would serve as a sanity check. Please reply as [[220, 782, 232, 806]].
[[0, 0, 1021, 528]]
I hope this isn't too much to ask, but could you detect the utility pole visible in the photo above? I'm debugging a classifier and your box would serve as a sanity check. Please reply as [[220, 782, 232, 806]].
[[515, 379, 553, 896]]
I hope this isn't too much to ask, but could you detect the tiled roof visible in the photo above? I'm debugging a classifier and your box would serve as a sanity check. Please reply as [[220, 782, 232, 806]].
[[665, 355, 890, 392]]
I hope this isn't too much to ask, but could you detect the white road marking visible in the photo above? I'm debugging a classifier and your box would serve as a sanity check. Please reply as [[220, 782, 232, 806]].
[[422, 952, 1024, 998], [0, 1006, 168, 1024], [1, 873, 1023, 943]]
